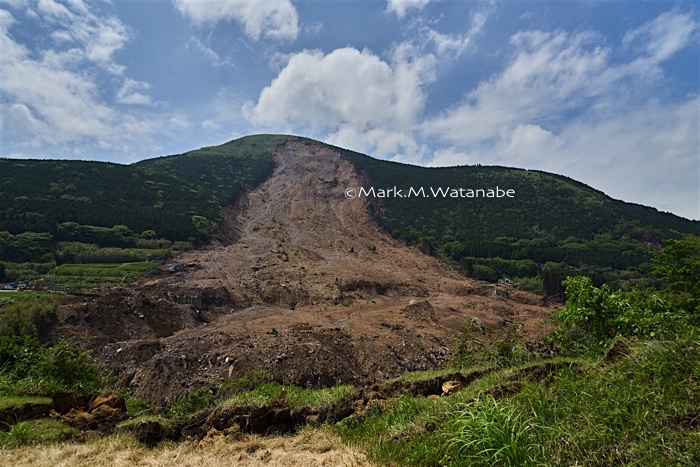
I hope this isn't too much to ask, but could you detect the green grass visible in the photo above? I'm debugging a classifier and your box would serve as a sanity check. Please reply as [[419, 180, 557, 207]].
[[0, 395, 51, 410], [49, 261, 159, 286], [220, 382, 354, 409], [335, 336, 699, 466], [0, 291, 58, 307], [116, 414, 175, 428], [0, 419, 76, 448], [446, 396, 540, 466]]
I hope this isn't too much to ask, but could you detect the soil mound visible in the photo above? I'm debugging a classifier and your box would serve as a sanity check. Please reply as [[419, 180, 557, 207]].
[[53, 141, 554, 404]]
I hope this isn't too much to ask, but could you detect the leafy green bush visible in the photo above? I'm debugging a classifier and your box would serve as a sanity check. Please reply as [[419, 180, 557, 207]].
[[651, 234, 700, 315], [452, 324, 532, 368], [549, 276, 690, 354], [0, 298, 56, 338], [23, 340, 102, 394], [0, 336, 102, 395]]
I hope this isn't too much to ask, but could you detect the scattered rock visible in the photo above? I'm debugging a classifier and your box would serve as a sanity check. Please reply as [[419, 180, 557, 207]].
[[441, 380, 463, 396]]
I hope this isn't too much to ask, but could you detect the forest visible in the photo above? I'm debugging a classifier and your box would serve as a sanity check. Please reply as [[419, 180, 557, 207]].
[[334, 143, 699, 295]]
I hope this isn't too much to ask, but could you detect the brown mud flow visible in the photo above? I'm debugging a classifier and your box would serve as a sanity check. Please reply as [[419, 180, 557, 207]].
[[52, 141, 554, 405]]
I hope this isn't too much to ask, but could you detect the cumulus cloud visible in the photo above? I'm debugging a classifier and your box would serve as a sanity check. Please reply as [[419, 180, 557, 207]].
[[174, 0, 298, 41], [0, 2, 157, 154], [386, 0, 432, 18], [420, 9, 699, 218], [244, 44, 435, 160]]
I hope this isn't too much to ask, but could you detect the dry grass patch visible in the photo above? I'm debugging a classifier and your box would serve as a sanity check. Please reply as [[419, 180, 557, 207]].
[[0, 427, 372, 467]]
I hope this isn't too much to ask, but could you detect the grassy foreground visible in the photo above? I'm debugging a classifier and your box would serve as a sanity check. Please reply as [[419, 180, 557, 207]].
[[1, 335, 696, 466], [334, 335, 698, 466]]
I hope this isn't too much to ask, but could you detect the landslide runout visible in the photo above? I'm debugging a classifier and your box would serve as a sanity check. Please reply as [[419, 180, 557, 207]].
[[54, 141, 554, 404]]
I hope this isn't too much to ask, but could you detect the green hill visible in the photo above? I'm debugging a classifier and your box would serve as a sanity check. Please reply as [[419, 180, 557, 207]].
[[332, 144, 698, 290], [1, 135, 697, 289]]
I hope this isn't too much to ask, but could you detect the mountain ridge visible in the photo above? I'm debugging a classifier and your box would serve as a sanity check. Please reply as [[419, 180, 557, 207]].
[[1, 134, 697, 288]]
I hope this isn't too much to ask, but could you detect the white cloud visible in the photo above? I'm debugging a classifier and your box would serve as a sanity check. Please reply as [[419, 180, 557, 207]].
[[386, 0, 432, 18], [427, 29, 471, 57], [244, 44, 436, 161], [420, 10, 699, 219], [0, 2, 159, 154], [31, 0, 131, 74], [623, 8, 697, 63], [187, 36, 231, 67], [169, 116, 189, 128], [422, 29, 623, 148], [1, 10, 117, 144], [116, 78, 153, 105], [425, 2, 494, 58], [174, 0, 298, 41]]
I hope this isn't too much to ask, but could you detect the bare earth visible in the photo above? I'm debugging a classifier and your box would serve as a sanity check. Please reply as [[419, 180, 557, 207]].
[[53, 141, 555, 405]]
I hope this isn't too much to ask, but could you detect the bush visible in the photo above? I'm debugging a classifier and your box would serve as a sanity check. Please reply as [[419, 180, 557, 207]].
[[651, 234, 700, 315], [549, 276, 690, 354], [452, 323, 531, 368], [0, 336, 102, 395], [23, 339, 103, 394], [0, 299, 56, 338]]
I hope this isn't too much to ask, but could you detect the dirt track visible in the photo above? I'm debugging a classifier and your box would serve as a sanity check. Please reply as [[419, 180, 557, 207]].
[[54, 141, 554, 404]]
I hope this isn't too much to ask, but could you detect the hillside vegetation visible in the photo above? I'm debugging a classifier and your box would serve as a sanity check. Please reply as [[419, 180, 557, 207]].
[[0, 135, 303, 282], [335, 144, 699, 293], [1, 134, 698, 292]]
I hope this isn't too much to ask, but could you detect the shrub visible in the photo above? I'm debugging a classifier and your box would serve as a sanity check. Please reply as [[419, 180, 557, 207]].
[[549, 276, 690, 354], [1, 336, 102, 395], [452, 323, 531, 368], [22, 339, 103, 394], [0, 299, 56, 338]]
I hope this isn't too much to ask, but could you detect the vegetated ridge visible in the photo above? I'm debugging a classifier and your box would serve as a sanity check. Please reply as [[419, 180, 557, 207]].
[[1, 134, 697, 291]]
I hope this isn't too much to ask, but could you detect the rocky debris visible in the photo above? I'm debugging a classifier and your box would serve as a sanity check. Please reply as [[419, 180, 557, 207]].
[[54, 392, 128, 432], [400, 300, 437, 323], [441, 380, 463, 396], [51, 140, 555, 406]]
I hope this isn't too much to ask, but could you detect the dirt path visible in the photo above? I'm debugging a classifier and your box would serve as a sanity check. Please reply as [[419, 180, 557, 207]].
[[54, 141, 555, 404]]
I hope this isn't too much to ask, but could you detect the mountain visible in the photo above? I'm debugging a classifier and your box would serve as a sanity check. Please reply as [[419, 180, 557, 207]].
[[1, 135, 697, 284], [0, 136, 691, 403], [51, 140, 556, 403]]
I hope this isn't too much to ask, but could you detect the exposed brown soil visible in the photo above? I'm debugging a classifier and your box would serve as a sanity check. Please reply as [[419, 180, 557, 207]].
[[52, 141, 555, 405]]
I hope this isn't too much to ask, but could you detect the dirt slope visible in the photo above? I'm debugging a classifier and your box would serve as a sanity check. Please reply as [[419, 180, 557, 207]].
[[54, 141, 554, 404]]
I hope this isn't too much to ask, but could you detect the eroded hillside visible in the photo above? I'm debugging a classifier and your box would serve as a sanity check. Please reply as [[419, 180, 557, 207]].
[[54, 141, 554, 404]]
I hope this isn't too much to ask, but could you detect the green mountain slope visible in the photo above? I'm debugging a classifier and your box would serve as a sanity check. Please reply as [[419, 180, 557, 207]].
[[136, 134, 304, 206], [332, 143, 699, 288], [1, 135, 697, 288], [0, 159, 219, 243]]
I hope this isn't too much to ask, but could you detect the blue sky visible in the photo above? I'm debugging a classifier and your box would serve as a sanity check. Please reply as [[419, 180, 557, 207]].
[[1, 0, 698, 219]]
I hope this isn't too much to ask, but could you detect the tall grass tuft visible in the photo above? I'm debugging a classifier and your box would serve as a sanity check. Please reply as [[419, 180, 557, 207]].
[[446, 395, 539, 466]]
